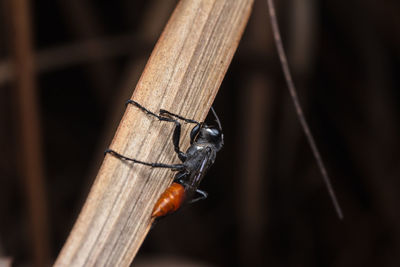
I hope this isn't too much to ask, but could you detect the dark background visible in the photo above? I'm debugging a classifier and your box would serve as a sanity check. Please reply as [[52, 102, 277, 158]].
[[1, 0, 399, 266]]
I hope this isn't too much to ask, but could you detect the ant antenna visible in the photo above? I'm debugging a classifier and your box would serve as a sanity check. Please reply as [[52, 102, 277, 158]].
[[267, 0, 343, 219], [211, 106, 223, 131]]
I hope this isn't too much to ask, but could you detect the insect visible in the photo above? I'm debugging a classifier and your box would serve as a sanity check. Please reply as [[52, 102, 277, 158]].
[[105, 100, 223, 219]]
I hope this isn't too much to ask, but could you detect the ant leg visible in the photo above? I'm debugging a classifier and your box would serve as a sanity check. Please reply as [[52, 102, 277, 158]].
[[159, 109, 200, 124], [174, 171, 188, 181], [169, 120, 190, 161], [188, 189, 208, 204], [159, 109, 202, 145], [189, 124, 201, 145], [126, 100, 198, 125], [175, 178, 207, 204], [126, 100, 173, 123], [126, 100, 187, 160], [105, 149, 184, 170]]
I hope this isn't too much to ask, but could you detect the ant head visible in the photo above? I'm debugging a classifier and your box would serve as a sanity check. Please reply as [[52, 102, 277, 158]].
[[189, 106, 224, 150], [197, 125, 224, 150]]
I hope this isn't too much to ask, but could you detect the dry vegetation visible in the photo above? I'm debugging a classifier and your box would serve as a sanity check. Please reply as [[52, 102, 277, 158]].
[[0, 0, 399, 266]]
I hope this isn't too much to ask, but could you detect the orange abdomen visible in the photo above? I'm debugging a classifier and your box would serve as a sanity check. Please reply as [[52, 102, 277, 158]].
[[152, 182, 185, 218]]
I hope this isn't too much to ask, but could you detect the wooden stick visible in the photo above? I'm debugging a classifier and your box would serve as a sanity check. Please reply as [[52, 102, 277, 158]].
[[54, 0, 254, 266], [8, 0, 51, 266]]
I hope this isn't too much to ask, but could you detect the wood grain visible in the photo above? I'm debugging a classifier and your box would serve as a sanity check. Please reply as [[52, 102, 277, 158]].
[[54, 0, 254, 266]]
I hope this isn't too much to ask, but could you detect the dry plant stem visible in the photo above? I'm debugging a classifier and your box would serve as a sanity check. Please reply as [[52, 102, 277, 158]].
[[54, 0, 254, 266], [8, 0, 50, 266], [0, 34, 148, 86], [267, 0, 343, 219]]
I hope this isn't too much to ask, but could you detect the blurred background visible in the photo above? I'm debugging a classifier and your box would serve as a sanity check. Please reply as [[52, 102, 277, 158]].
[[1, 0, 399, 266]]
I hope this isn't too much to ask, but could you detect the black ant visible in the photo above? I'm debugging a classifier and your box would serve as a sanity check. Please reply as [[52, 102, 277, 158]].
[[105, 100, 223, 218]]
